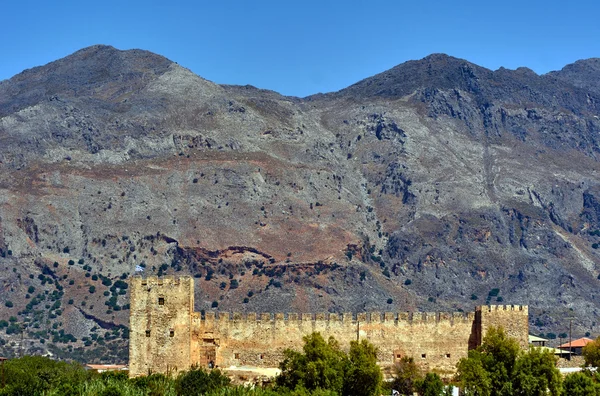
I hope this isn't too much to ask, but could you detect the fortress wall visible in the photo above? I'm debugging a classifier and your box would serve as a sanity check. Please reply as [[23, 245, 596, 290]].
[[129, 276, 530, 377], [129, 276, 194, 377], [197, 311, 476, 373], [478, 305, 529, 348]]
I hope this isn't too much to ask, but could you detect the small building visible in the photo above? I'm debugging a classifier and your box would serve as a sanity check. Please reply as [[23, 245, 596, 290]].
[[84, 364, 128, 373], [558, 338, 594, 356], [529, 335, 547, 347]]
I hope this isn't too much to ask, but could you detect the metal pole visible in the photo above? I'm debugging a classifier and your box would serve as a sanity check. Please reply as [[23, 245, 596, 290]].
[[20, 323, 24, 358], [569, 319, 572, 361]]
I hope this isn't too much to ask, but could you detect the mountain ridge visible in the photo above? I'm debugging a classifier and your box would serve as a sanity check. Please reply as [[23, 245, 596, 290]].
[[0, 45, 599, 362]]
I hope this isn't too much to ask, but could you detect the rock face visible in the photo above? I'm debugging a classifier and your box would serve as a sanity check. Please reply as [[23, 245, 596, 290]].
[[0, 45, 599, 361]]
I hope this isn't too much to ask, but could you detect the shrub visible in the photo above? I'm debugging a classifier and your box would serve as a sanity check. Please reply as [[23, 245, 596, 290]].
[[175, 367, 230, 396], [5, 301, 13, 308], [387, 298, 393, 304], [211, 301, 218, 308], [404, 279, 412, 285], [89, 286, 96, 294]]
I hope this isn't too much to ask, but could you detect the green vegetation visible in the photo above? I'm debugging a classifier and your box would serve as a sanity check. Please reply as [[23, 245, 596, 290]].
[[456, 326, 561, 396], [276, 332, 382, 395], [0, 329, 596, 395], [583, 336, 600, 367]]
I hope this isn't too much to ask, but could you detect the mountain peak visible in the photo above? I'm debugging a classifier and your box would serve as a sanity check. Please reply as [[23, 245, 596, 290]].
[[548, 58, 600, 95], [0, 45, 173, 116], [335, 53, 489, 99]]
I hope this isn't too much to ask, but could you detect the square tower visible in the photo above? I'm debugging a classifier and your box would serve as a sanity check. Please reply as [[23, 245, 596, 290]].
[[476, 305, 529, 348], [129, 276, 194, 377]]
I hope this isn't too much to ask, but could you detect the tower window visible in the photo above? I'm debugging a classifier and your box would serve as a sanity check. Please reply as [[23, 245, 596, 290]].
[[169, 330, 174, 337], [146, 330, 151, 337], [158, 297, 164, 305], [235, 353, 240, 359], [445, 353, 451, 358], [421, 353, 426, 359]]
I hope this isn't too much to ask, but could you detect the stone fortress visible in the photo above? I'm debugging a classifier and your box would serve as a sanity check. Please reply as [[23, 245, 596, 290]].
[[129, 276, 529, 377]]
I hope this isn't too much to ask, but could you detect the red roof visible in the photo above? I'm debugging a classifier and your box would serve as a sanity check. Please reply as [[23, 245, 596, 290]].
[[559, 338, 594, 348]]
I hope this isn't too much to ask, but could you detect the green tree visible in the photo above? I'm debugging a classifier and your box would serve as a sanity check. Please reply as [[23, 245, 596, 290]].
[[583, 337, 600, 368], [417, 372, 444, 396], [456, 326, 520, 396], [561, 371, 600, 396], [277, 333, 346, 394], [390, 356, 423, 395], [456, 351, 492, 396], [513, 347, 561, 396], [343, 339, 382, 396], [457, 327, 562, 396]]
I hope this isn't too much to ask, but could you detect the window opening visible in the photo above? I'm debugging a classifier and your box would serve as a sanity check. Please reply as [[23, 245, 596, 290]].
[[169, 330, 174, 337], [158, 297, 164, 305], [421, 353, 426, 359], [146, 330, 151, 337]]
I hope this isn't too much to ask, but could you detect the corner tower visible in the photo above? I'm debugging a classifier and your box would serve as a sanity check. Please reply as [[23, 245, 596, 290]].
[[129, 276, 194, 377], [476, 305, 529, 348]]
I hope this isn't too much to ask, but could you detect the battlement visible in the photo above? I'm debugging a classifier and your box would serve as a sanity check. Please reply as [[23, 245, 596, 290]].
[[131, 275, 193, 286], [197, 310, 476, 324], [476, 305, 528, 312]]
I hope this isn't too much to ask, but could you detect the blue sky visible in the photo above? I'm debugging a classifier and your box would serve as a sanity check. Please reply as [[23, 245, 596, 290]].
[[1, 0, 599, 97]]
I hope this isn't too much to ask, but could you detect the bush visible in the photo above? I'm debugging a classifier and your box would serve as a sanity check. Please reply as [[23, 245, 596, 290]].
[[5, 300, 13, 308], [89, 286, 96, 294], [175, 367, 230, 396], [404, 279, 412, 285], [211, 301, 218, 308]]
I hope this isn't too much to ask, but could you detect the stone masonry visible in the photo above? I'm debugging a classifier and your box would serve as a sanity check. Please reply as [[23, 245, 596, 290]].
[[129, 276, 529, 377]]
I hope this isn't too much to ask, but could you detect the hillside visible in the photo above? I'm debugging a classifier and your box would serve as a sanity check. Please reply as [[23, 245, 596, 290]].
[[1, 45, 599, 361]]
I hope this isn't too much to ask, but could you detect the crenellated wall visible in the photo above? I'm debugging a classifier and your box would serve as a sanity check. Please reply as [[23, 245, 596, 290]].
[[129, 276, 529, 377]]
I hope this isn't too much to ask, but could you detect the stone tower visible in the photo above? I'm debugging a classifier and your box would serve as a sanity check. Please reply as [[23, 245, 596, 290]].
[[476, 305, 529, 348], [129, 276, 194, 377]]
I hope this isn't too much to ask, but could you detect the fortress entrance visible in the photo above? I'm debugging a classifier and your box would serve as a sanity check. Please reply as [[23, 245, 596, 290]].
[[199, 338, 218, 367]]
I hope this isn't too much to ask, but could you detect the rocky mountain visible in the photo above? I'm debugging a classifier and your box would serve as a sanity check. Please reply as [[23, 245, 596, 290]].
[[1, 45, 600, 361]]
